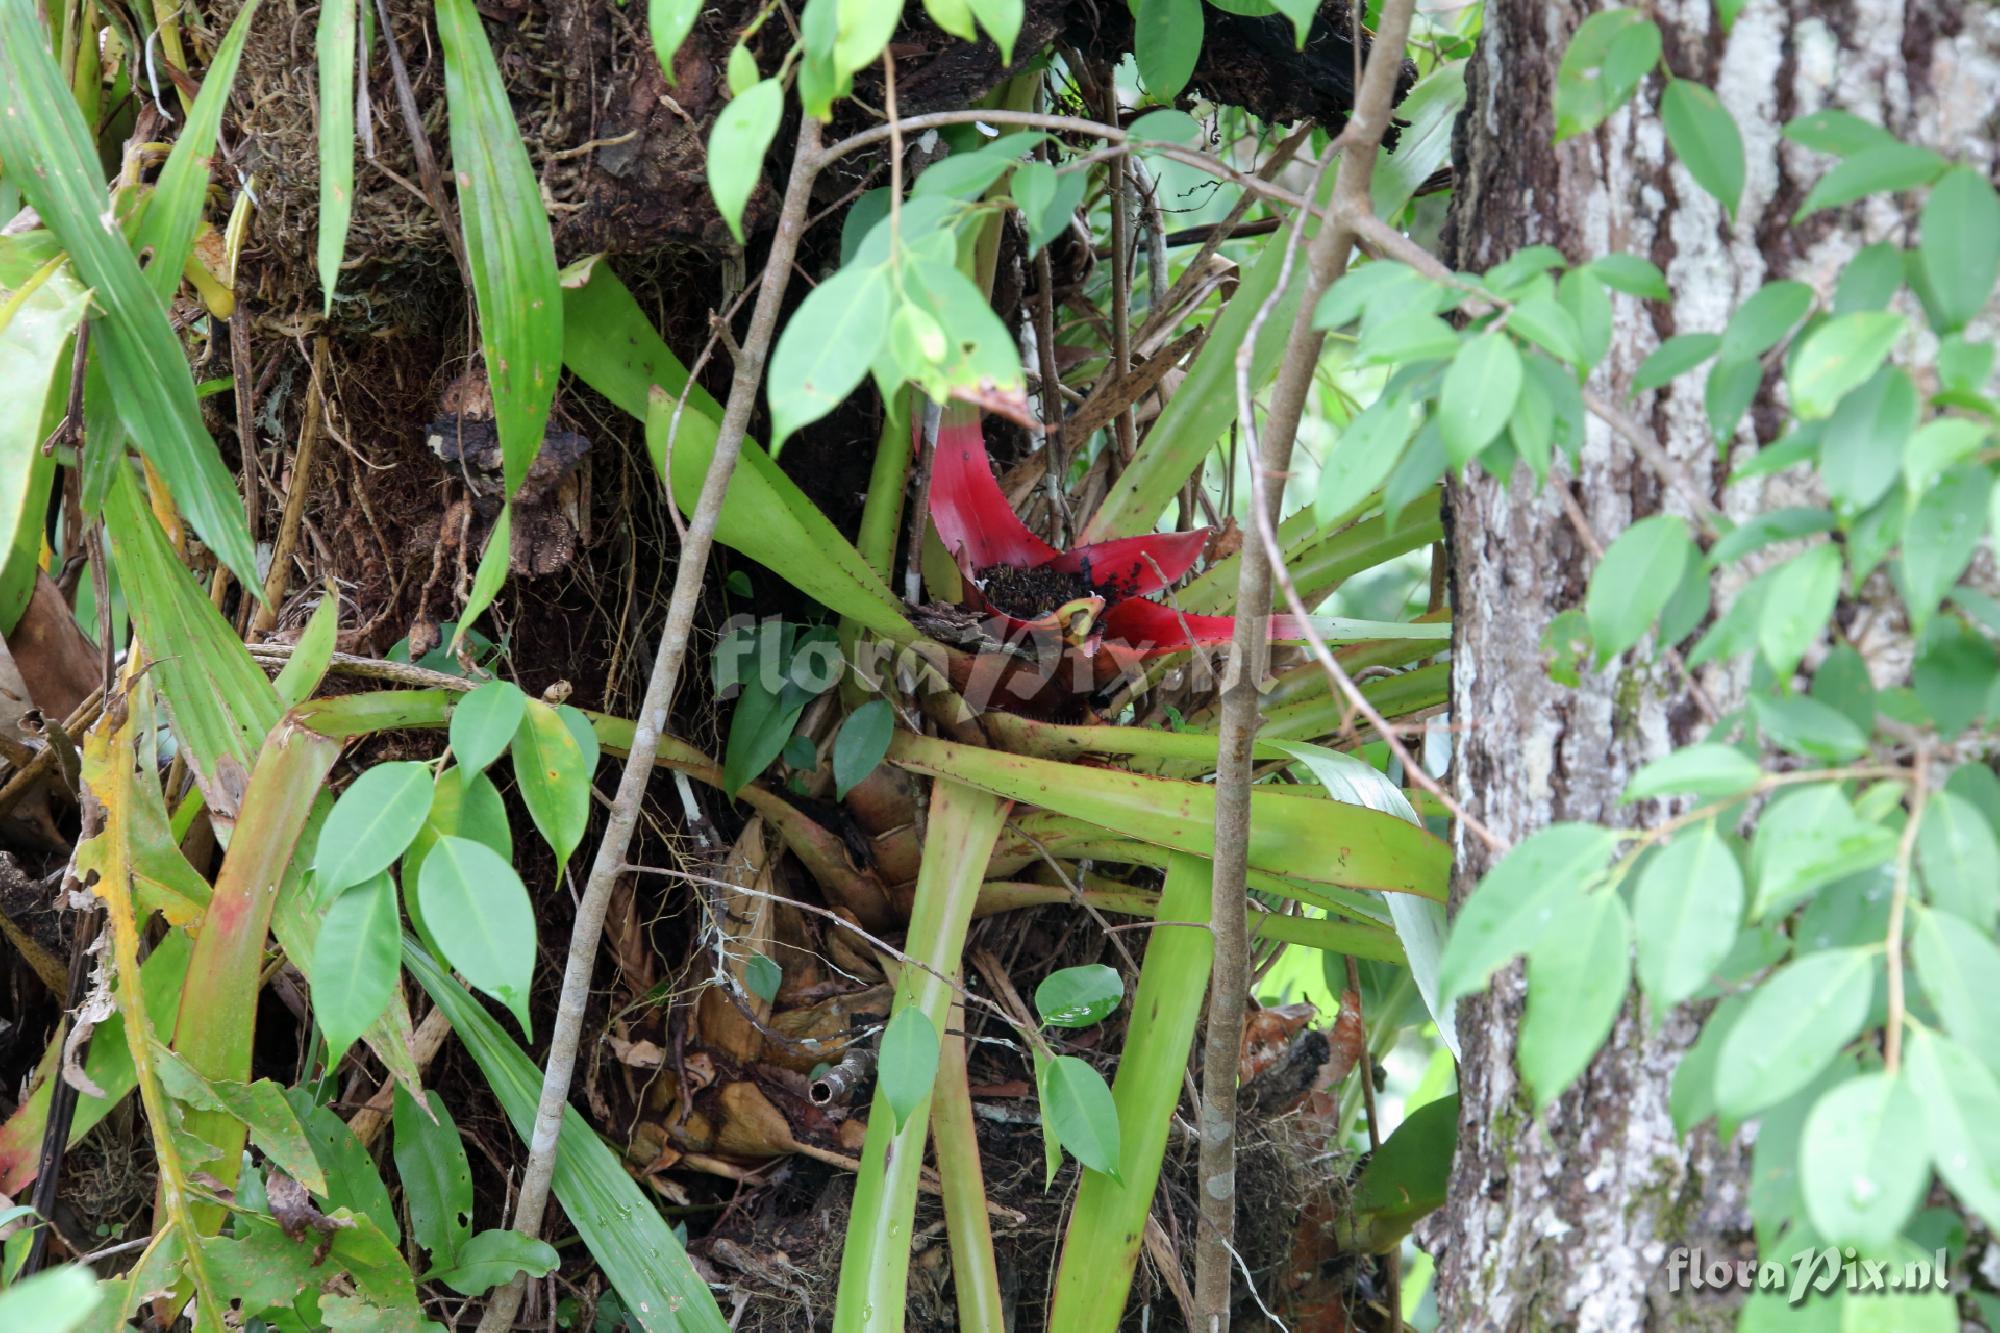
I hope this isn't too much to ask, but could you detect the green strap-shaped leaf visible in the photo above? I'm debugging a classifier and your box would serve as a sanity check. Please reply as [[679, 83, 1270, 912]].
[[893, 732, 1451, 900], [0, 239, 87, 633], [317, 0, 359, 311], [436, 0, 562, 498], [102, 466, 280, 793], [0, 0, 260, 587], [131, 0, 262, 300]]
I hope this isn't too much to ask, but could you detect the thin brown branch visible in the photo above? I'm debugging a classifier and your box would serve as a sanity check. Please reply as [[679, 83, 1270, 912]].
[[473, 119, 828, 1333], [1195, 5, 1421, 1326], [1345, 957, 1400, 1333], [250, 337, 328, 636]]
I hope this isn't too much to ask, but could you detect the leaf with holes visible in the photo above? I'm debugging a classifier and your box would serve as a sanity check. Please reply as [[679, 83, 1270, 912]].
[[393, 1087, 474, 1272]]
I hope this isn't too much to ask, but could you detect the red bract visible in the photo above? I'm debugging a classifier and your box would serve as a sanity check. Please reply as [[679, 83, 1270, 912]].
[[926, 408, 1315, 675]]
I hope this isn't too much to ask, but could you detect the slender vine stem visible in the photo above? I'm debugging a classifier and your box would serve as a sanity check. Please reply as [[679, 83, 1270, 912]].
[[1883, 745, 1931, 1074]]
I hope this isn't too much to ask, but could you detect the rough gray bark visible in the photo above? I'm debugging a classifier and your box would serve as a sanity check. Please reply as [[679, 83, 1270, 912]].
[[1431, 2, 2000, 1328]]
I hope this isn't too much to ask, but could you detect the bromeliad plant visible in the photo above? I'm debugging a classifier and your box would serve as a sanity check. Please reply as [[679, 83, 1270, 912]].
[[0, 0, 1462, 1325]]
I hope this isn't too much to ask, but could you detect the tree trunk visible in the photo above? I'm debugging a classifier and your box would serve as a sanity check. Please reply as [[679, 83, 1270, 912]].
[[1432, 1, 1998, 1327]]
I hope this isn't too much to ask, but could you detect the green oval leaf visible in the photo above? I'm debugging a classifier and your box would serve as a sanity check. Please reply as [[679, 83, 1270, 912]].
[[1584, 513, 1695, 664], [404, 765, 513, 918], [1911, 907, 2000, 1070], [707, 79, 785, 245], [434, 1229, 562, 1298], [1633, 824, 1743, 1010], [1520, 889, 1631, 1109], [1554, 9, 1660, 141], [1034, 964, 1125, 1029], [0, 1265, 102, 1331], [1660, 80, 1744, 218], [879, 1007, 939, 1133], [1907, 1029, 2000, 1226], [744, 952, 784, 1004], [315, 761, 436, 895], [1719, 280, 1814, 364], [1440, 824, 1616, 1001], [416, 835, 538, 1035], [1756, 543, 1842, 679], [1134, 0, 1202, 98], [1820, 366, 1917, 513], [649, 0, 701, 85], [767, 261, 893, 448], [1585, 253, 1670, 302], [512, 698, 591, 873], [1918, 167, 2000, 333], [1040, 1054, 1122, 1181], [1715, 947, 1875, 1120], [1787, 311, 1906, 419], [1901, 465, 1991, 629], [966, 0, 1022, 60], [311, 870, 402, 1068], [1800, 1072, 1931, 1252], [1439, 332, 1524, 465], [1631, 332, 1720, 392], [833, 698, 896, 799], [1749, 785, 1897, 919], [1915, 791, 2000, 924], [1794, 142, 1947, 221], [1623, 744, 1762, 803], [450, 680, 527, 774]]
